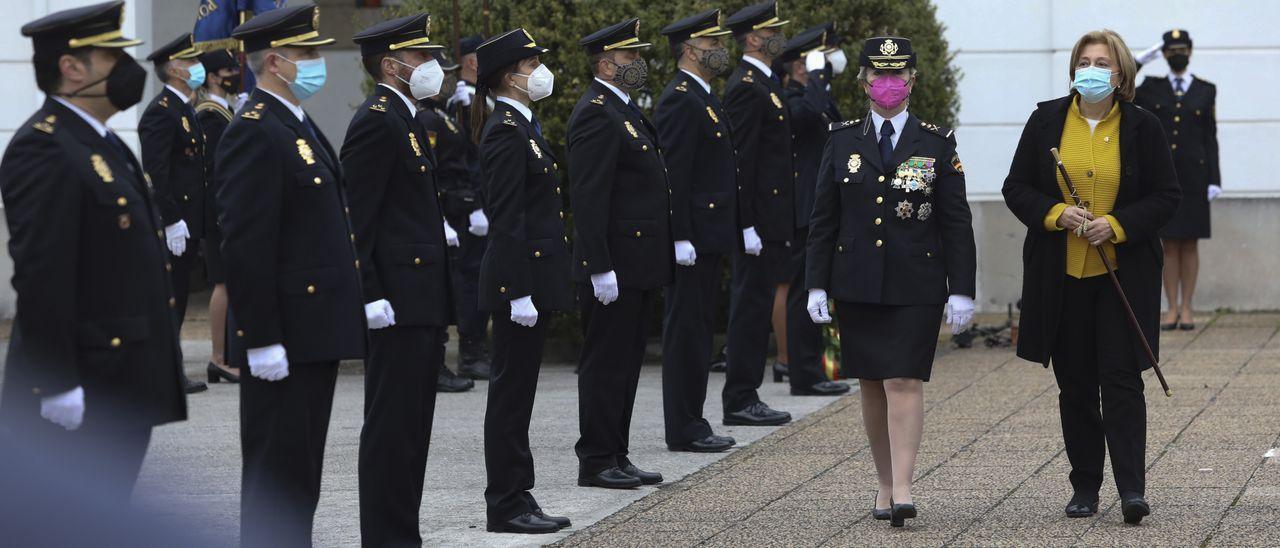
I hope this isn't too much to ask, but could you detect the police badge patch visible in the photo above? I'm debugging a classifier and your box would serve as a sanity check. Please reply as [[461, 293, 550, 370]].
[[951, 153, 964, 173]]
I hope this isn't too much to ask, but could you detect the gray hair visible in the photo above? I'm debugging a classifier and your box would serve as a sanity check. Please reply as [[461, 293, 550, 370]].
[[857, 66, 918, 84], [246, 49, 273, 76]]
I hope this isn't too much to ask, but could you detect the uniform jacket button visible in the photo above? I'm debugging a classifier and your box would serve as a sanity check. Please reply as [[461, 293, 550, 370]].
[[559, 212, 565, 219], [306, 285, 316, 294], [876, 196, 884, 204], [641, 144, 649, 151], [499, 286, 507, 293], [772, 188, 779, 195], [878, 175, 885, 182], [875, 218, 882, 225], [413, 257, 422, 265], [165, 263, 172, 272], [708, 203, 716, 209], [534, 251, 542, 258], [875, 239, 884, 247], [837, 245, 844, 252], [236, 330, 245, 337], [843, 177, 850, 183], [313, 177, 322, 185], [581, 260, 588, 266], [110, 337, 122, 347], [169, 297, 176, 307], [116, 197, 127, 206], [634, 231, 642, 237], [420, 165, 427, 172], [183, 194, 189, 201], [355, 260, 361, 269]]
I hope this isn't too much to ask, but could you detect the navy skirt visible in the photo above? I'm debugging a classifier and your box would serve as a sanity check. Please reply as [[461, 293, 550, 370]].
[[835, 301, 944, 381]]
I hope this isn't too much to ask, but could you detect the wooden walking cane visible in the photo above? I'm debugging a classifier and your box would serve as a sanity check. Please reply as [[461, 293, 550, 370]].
[[1049, 148, 1172, 397]]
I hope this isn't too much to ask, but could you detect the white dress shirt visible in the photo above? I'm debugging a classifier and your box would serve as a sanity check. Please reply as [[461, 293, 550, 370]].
[[258, 87, 305, 122], [869, 108, 910, 150], [209, 93, 230, 110], [52, 97, 109, 137], [165, 84, 192, 104], [1168, 72, 1194, 94]]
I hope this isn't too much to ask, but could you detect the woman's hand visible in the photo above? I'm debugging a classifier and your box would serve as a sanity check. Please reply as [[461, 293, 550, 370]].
[[1084, 216, 1115, 245], [1056, 206, 1093, 232]]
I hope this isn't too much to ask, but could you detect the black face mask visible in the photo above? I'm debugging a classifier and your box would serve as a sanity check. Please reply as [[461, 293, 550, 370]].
[[690, 44, 731, 76], [64, 52, 147, 111], [218, 73, 242, 95], [1167, 53, 1190, 72], [610, 57, 649, 90], [760, 33, 786, 58]]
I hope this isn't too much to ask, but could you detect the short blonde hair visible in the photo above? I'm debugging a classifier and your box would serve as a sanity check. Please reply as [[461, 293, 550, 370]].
[[1068, 29, 1137, 102]]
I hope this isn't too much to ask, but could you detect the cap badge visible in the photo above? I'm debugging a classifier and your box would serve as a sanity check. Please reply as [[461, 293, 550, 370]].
[[880, 39, 898, 56], [1172, 29, 1181, 39], [312, 7, 321, 31]]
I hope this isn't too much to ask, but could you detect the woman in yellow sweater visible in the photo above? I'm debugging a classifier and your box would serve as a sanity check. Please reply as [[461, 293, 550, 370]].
[[1002, 29, 1180, 525]]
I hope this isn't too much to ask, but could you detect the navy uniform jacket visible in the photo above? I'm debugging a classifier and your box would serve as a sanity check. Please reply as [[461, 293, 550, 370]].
[[194, 98, 232, 240], [1134, 75, 1219, 238], [784, 70, 835, 228], [806, 114, 977, 305], [567, 80, 674, 290], [723, 60, 793, 242], [341, 87, 453, 328], [215, 89, 366, 365], [0, 99, 186, 430], [477, 101, 573, 312], [653, 72, 738, 255], [417, 99, 481, 227], [139, 87, 208, 237]]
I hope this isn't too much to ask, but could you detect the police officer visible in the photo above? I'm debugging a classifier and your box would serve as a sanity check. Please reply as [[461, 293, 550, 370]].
[[1134, 29, 1221, 332], [806, 37, 976, 527], [720, 0, 794, 426], [193, 48, 241, 384], [419, 50, 485, 391], [472, 28, 573, 534], [774, 25, 850, 397], [569, 18, 671, 490], [0, 0, 186, 504], [140, 32, 209, 394], [217, 5, 366, 545], [653, 9, 737, 454], [343, 13, 457, 546]]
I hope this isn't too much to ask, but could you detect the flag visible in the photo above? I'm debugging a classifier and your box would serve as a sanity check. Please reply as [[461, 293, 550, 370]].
[[193, 1, 286, 94]]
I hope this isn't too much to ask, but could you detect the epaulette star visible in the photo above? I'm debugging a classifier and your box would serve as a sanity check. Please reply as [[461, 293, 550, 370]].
[[742, 70, 754, 84], [159, 95, 170, 108], [241, 102, 265, 120], [675, 81, 688, 93], [32, 114, 57, 134], [502, 118, 518, 127]]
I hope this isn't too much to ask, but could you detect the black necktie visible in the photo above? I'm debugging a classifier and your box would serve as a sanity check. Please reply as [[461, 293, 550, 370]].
[[1174, 77, 1185, 96], [879, 119, 896, 167], [626, 100, 645, 121], [530, 114, 543, 138]]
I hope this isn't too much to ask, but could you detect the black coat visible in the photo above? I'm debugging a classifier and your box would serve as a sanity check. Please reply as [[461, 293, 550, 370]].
[[723, 60, 793, 242], [417, 99, 481, 227], [341, 86, 453, 328], [0, 99, 186, 430], [784, 70, 835, 229], [567, 80, 674, 290], [139, 87, 208, 237], [1002, 96, 1181, 368], [652, 72, 738, 255], [477, 100, 573, 312], [215, 89, 366, 365], [806, 113, 976, 305], [194, 97, 232, 241], [1134, 75, 1220, 239]]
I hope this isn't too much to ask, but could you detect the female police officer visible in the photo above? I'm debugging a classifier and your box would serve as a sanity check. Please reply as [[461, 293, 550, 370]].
[[806, 36, 976, 527]]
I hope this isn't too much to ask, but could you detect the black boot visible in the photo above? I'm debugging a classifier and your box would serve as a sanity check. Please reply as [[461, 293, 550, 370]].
[[437, 367, 475, 393], [458, 336, 492, 380]]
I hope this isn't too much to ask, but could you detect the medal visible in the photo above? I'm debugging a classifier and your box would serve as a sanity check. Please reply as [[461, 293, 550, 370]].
[[895, 200, 914, 220], [917, 202, 933, 222]]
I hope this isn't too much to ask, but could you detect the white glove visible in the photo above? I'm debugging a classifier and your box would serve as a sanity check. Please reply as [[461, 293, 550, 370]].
[[742, 226, 763, 256], [165, 220, 190, 256], [510, 295, 538, 327], [945, 294, 976, 335], [364, 299, 396, 330], [807, 289, 832, 324], [450, 82, 474, 108], [674, 240, 697, 266], [827, 49, 848, 75], [443, 220, 460, 247], [1136, 41, 1164, 66], [40, 386, 85, 431], [468, 209, 489, 237], [805, 50, 826, 72], [1207, 184, 1222, 202], [247, 344, 289, 381], [590, 270, 619, 306]]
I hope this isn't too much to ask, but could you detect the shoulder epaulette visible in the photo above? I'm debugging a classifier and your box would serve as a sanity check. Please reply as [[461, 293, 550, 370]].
[[158, 95, 170, 108], [369, 95, 389, 113], [918, 121, 954, 139], [741, 70, 755, 84], [829, 118, 861, 132], [675, 80, 688, 93], [31, 114, 57, 135], [590, 94, 606, 106], [502, 118, 518, 127], [240, 102, 265, 120]]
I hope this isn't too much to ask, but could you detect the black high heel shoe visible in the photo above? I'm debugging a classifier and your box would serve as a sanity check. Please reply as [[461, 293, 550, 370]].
[[207, 362, 240, 384], [889, 502, 917, 528], [772, 361, 789, 383]]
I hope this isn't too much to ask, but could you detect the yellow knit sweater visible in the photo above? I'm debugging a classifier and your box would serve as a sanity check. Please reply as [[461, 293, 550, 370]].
[[1044, 98, 1128, 279]]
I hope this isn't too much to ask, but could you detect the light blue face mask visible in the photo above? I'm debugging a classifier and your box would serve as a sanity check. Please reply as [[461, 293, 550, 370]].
[[276, 55, 327, 101], [184, 62, 206, 90], [1073, 66, 1115, 103]]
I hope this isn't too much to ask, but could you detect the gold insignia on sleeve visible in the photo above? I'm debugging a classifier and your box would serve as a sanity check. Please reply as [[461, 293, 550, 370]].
[[181, 116, 191, 133], [90, 154, 114, 182], [408, 132, 423, 157], [590, 94, 606, 105], [529, 139, 543, 159], [706, 106, 720, 124], [880, 39, 898, 56], [951, 154, 964, 173], [241, 104, 263, 120], [847, 153, 862, 174], [296, 138, 316, 165], [624, 120, 639, 139], [427, 131, 438, 149], [770, 92, 783, 109], [442, 115, 459, 134]]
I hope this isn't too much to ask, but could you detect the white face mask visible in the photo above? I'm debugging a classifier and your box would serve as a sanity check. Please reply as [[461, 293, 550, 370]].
[[827, 49, 848, 75], [393, 57, 445, 100], [512, 64, 555, 102]]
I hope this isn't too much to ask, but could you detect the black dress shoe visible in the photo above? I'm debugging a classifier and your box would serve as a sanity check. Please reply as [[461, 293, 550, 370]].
[[1064, 492, 1099, 518], [182, 375, 207, 394], [791, 380, 851, 396], [206, 362, 240, 384], [437, 368, 475, 392], [669, 434, 735, 453], [872, 495, 891, 520], [459, 360, 491, 380], [486, 512, 561, 534], [577, 467, 641, 489], [772, 361, 789, 383], [1160, 321, 1178, 331], [532, 509, 570, 529], [1178, 322, 1196, 331], [723, 402, 791, 426], [620, 464, 663, 485], [889, 502, 917, 527], [1121, 494, 1150, 524]]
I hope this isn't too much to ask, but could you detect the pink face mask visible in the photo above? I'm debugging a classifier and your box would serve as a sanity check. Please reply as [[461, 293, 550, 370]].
[[868, 75, 910, 110]]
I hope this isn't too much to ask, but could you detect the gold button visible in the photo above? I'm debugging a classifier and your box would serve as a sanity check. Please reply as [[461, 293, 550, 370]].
[[715, 131, 722, 138], [183, 194, 189, 201], [1176, 102, 1182, 109], [236, 330, 245, 337], [875, 239, 883, 247], [420, 165, 427, 172], [564, 236, 569, 243], [350, 234, 356, 242], [110, 337, 122, 347], [708, 203, 716, 209], [534, 251, 542, 258], [555, 187, 561, 194], [553, 163, 559, 170], [926, 252, 934, 258], [582, 260, 588, 266], [306, 285, 316, 294], [1104, 136, 1111, 143], [559, 211, 565, 219], [794, 172, 799, 178], [169, 297, 176, 307], [355, 260, 361, 268], [157, 229, 163, 238], [642, 144, 649, 151], [837, 245, 844, 252], [1171, 143, 1178, 150], [878, 175, 885, 182], [876, 196, 884, 204], [1196, 110, 1201, 116], [313, 177, 322, 185], [499, 286, 507, 293], [1173, 130, 1179, 136], [635, 231, 642, 237], [778, 115, 784, 121], [875, 218, 882, 225], [543, 167, 549, 173], [116, 197, 127, 206], [345, 207, 350, 214], [843, 177, 850, 183], [1174, 116, 1181, 123], [165, 263, 172, 272], [413, 257, 422, 265], [772, 188, 779, 195]]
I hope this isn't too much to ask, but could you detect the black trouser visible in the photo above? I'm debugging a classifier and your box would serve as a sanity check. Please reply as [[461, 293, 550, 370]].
[[170, 238, 198, 328], [13, 420, 152, 507], [240, 361, 339, 548], [723, 241, 787, 412], [485, 316, 549, 523], [448, 229, 490, 360], [575, 285, 655, 477], [785, 227, 826, 389], [661, 253, 723, 446], [359, 326, 444, 547], [1053, 274, 1147, 498]]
